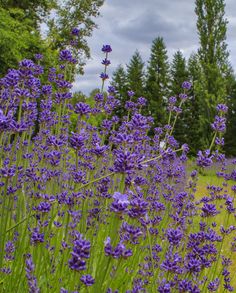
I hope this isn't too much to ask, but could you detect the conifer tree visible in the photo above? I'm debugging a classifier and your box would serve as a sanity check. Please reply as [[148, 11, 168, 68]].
[[126, 50, 146, 98], [187, 53, 205, 153], [170, 50, 189, 145], [111, 65, 128, 117], [146, 37, 169, 126], [170, 51, 189, 96]]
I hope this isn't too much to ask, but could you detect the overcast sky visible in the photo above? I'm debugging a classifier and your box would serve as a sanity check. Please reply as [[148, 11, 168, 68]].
[[74, 0, 236, 95]]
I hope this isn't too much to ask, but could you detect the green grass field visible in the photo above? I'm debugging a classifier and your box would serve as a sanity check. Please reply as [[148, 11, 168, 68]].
[[191, 163, 236, 286]]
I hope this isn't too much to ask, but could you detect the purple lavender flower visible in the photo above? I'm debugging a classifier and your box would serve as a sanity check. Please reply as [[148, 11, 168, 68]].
[[102, 45, 112, 53], [71, 28, 80, 36], [25, 254, 40, 293], [5, 241, 15, 261], [31, 228, 45, 245], [169, 96, 177, 104], [211, 116, 226, 132], [201, 203, 218, 217], [128, 198, 148, 218], [68, 257, 86, 271], [182, 81, 192, 90], [80, 275, 95, 286], [215, 137, 224, 146], [196, 150, 213, 168], [167, 228, 183, 246], [113, 149, 137, 173], [186, 258, 202, 273], [34, 54, 43, 60], [70, 132, 88, 149], [179, 93, 188, 100], [216, 104, 228, 113], [100, 72, 109, 80], [59, 50, 73, 62], [127, 90, 134, 97], [102, 59, 111, 66], [36, 202, 51, 213], [137, 97, 147, 106], [111, 192, 130, 213]]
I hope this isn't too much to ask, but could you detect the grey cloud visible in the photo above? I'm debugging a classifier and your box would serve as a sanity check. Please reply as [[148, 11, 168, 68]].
[[113, 9, 197, 47]]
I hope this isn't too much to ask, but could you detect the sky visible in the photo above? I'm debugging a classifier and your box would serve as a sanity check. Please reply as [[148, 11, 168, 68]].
[[74, 0, 236, 95]]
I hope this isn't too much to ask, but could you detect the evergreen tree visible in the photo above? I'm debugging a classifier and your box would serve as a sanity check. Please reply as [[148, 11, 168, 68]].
[[126, 50, 146, 98], [111, 65, 128, 117], [195, 0, 232, 146], [170, 51, 189, 96], [170, 50, 189, 145], [111, 65, 128, 101], [146, 37, 170, 126], [187, 53, 205, 153]]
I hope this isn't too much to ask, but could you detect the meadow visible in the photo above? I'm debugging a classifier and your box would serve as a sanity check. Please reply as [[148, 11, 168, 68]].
[[0, 35, 236, 293]]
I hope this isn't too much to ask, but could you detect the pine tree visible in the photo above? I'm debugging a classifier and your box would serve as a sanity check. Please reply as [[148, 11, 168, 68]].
[[111, 65, 128, 117], [195, 0, 232, 146], [126, 50, 146, 98], [146, 37, 170, 126], [170, 50, 189, 145], [187, 53, 205, 153], [170, 51, 189, 96]]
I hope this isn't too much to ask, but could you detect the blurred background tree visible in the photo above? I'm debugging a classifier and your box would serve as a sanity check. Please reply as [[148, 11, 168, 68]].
[[0, 0, 104, 76]]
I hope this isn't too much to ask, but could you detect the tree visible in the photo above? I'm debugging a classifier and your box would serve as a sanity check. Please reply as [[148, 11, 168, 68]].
[[195, 0, 232, 145], [126, 50, 146, 98], [0, 1, 105, 77], [170, 50, 189, 145], [0, 0, 55, 26], [0, 8, 45, 76], [187, 53, 206, 153], [145, 37, 170, 126], [170, 51, 189, 96], [111, 65, 128, 117], [47, 0, 104, 73], [224, 75, 236, 156]]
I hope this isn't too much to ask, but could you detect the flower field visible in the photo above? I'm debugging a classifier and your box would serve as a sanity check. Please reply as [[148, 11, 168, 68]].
[[0, 34, 236, 293]]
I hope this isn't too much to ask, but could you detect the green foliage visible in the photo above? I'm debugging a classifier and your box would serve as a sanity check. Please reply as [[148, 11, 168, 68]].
[[126, 50, 146, 98], [47, 0, 104, 74], [224, 80, 236, 156], [186, 54, 206, 153], [195, 0, 235, 151], [0, 0, 56, 25], [170, 51, 189, 96], [111, 65, 128, 117], [0, 8, 44, 76], [195, 0, 230, 114], [170, 51, 190, 144], [0, 0, 105, 77], [146, 37, 170, 125]]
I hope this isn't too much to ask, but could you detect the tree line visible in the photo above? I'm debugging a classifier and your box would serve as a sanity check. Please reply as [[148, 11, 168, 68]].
[[109, 0, 236, 156]]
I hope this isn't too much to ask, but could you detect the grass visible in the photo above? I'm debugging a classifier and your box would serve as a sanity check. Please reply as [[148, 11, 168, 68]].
[[188, 161, 236, 287]]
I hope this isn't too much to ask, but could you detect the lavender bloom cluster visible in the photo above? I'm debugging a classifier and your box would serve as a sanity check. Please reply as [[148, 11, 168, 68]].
[[0, 31, 235, 293]]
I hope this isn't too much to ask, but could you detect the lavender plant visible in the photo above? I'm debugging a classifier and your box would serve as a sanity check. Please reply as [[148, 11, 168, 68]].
[[0, 29, 236, 293]]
